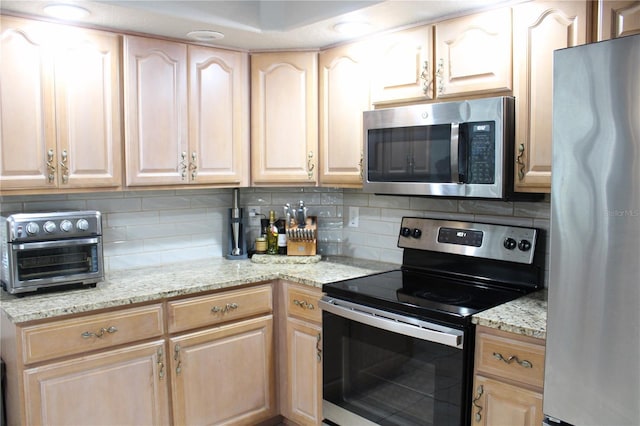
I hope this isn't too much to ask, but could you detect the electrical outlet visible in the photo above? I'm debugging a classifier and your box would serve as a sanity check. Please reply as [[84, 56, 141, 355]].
[[248, 206, 261, 226], [348, 206, 359, 228]]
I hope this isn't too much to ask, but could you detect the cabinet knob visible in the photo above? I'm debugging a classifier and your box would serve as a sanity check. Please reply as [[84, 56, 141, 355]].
[[492, 351, 533, 368]]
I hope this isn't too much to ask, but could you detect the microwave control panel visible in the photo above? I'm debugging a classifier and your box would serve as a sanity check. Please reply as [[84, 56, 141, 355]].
[[464, 121, 495, 184]]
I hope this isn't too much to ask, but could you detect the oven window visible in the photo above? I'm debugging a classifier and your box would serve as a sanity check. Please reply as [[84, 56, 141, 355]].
[[367, 124, 452, 183], [16, 244, 100, 281], [323, 311, 464, 426]]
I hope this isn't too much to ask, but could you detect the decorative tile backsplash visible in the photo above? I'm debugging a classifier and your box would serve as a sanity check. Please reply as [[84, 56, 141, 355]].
[[0, 187, 550, 282]]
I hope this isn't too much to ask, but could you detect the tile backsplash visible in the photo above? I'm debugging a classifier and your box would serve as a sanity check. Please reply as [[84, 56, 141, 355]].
[[0, 187, 550, 283]]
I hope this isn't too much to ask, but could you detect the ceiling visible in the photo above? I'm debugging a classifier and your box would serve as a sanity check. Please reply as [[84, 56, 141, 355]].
[[0, 0, 512, 50]]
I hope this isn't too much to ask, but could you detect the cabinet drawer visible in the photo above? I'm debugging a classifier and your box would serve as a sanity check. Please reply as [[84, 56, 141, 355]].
[[475, 327, 545, 389], [286, 284, 322, 324], [21, 304, 164, 364], [168, 284, 273, 333]]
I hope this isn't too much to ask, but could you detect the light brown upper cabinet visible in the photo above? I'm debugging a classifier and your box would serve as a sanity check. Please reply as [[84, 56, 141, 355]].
[[250, 51, 318, 186], [124, 36, 248, 187], [434, 7, 512, 99], [1, 16, 122, 192], [318, 41, 372, 188], [594, 0, 640, 40], [512, 1, 588, 193], [370, 25, 434, 105]]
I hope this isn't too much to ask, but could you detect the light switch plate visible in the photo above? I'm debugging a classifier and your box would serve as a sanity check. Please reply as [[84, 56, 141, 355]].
[[348, 207, 359, 228]]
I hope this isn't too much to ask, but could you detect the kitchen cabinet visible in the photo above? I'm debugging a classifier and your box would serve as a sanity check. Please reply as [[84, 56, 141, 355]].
[[167, 284, 277, 425], [0, 304, 168, 425], [279, 281, 323, 425], [0, 16, 122, 192], [434, 7, 512, 98], [471, 326, 545, 426], [318, 41, 372, 187], [512, 0, 588, 193], [250, 51, 318, 186], [594, 1, 640, 40], [370, 25, 434, 105], [124, 36, 248, 187]]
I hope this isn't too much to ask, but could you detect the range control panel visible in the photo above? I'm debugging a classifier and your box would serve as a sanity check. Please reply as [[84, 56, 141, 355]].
[[398, 217, 537, 264]]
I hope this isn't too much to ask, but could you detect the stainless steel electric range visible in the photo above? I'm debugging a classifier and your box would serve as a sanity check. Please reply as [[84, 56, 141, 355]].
[[320, 217, 544, 426]]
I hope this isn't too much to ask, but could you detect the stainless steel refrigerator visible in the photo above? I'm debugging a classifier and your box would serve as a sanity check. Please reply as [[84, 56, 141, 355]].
[[544, 34, 640, 425]]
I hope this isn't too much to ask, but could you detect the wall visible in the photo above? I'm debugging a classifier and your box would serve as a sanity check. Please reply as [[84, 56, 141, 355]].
[[0, 187, 550, 282]]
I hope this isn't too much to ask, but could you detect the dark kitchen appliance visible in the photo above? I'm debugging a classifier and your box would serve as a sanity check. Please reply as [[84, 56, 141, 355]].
[[226, 188, 247, 260], [363, 96, 543, 201], [544, 34, 640, 425], [320, 217, 544, 425], [0, 211, 104, 295]]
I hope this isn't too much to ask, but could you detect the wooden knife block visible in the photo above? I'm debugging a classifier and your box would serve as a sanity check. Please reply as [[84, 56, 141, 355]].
[[286, 216, 317, 256]]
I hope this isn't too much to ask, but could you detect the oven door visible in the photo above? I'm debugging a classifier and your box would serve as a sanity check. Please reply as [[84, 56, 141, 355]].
[[4, 237, 103, 294], [320, 297, 471, 426]]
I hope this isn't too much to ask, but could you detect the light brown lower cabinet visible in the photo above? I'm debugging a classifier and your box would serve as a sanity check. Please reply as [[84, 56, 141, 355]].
[[471, 326, 546, 426]]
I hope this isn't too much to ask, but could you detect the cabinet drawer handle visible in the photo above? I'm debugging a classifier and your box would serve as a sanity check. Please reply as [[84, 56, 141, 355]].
[[316, 332, 322, 362], [472, 385, 483, 422], [492, 351, 533, 368], [211, 302, 239, 313], [516, 143, 526, 181], [81, 326, 118, 339], [293, 299, 315, 310]]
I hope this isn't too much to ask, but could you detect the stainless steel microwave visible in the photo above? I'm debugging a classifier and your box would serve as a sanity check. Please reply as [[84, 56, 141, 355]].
[[363, 96, 527, 199]]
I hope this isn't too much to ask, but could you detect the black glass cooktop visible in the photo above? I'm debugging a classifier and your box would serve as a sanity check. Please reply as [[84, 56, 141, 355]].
[[323, 269, 529, 327]]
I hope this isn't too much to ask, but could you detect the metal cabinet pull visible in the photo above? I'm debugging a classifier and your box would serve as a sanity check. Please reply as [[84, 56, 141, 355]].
[[359, 151, 364, 181], [516, 143, 526, 180], [420, 60, 432, 95], [492, 351, 533, 368], [81, 326, 118, 339], [174, 343, 182, 375], [307, 151, 315, 180], [435, 58, 444, 95], [189, 151, 198, 180], [179, 151, 188, 180], [316, 332, 322, 362], [293, 299, 315, 310], [472, 385, 483, 422], [46, 149, 56, 183], [211, 302, 239, 313], [157, 347, 165, 379], [59, 149, 69, 184]]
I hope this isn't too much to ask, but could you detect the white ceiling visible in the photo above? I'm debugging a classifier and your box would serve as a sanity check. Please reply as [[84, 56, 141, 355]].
[[0, 0, 512, 50]]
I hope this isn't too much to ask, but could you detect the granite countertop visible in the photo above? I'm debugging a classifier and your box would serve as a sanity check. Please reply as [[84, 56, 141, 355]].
[[471, 289, 548, 339], [0, 256, 398, 324]]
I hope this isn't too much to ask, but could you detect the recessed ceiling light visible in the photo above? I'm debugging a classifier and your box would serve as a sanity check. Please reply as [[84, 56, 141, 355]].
[[333, 21, 372, 36], [187, 30, 225, 42], [43, 4, 90, 20]]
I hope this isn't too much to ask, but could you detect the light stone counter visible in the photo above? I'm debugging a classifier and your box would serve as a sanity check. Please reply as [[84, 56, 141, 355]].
[[0, 256, 399, 324], [472, 289, 547, 339]]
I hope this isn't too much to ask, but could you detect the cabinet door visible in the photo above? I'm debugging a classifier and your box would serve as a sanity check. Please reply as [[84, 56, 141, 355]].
[[285, 317, 322, 426], [55, 27, 122, 189], [0, 16, 56, 190], [319, 42, 371, 187], [24, 340, 170, 426], [471, 375, 543, 426], [595, 1, 640, 40], [251, 52, 318, 185], [170, 315, 276, 425], [188, 46, 249, 186], [124, 35, 188, 186], [513, 0, 588, 192], [435, 7, 512, 98], [371, 25, 433, 105]]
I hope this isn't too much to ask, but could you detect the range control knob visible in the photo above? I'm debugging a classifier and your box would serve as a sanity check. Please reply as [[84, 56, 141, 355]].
[[412, 228, 422, 239], [26, 222, 40, 236], [400, 227, 412, 237], [503, 237, 517, 250], [518, 239, 532, 252], [43, 221, 57, 233], [76, 219, 89, 232], [60, 220, 73, 232]]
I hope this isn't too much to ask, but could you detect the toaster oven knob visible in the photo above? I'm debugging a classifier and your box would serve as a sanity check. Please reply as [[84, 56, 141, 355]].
[[43, 221, 57, 233], [503, 237, 517, 250], [76, 219, 89, 231], [60, 220, 73, 232], [400, 227, 412, 237], [518, 239, 532, 252], [412, 228, 422, 239], [26, 222, 40, 236]]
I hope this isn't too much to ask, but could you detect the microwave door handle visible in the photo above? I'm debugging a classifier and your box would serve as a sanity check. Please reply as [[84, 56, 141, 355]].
[[450, 123, 461, 183], [12, 237, 100, 251]]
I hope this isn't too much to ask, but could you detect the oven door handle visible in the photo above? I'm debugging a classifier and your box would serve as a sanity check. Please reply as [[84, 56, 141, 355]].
[[12, 237, 100, 251], [319, 297, 464, 349]]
